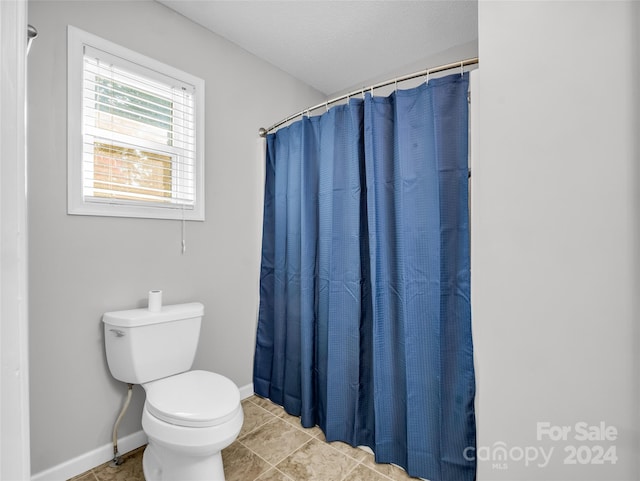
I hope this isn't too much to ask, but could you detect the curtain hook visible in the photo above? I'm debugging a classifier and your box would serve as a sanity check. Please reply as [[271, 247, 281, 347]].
[[460, 61, 464, 77], [425, 68, 430, 85], [325, 101, 329, 112], [361, 88, 365, 100], [394, 77, 398, 91]]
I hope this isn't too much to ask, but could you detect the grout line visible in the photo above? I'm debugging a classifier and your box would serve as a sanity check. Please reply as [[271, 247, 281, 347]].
[[339, 461, 360, 481], [269, 433, 316, 467], [237, 436, 302, 481], [353, 459, 398, 481], [238, 409, 280, 440], [355, 456, 420, 481], [239, 424, 316, 472], [244, 397, 420, 481], [237, 438, 279, 470], [323, 439, 368, 463], [247, 396, 306, 426], [87, 468, 103, 481], [230, 439, 276, 481], [279, 468, 297, 481], [253, 466, 296, 481]]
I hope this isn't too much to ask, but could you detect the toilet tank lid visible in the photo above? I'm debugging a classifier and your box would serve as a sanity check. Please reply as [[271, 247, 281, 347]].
[[102, 302, 204, 328]]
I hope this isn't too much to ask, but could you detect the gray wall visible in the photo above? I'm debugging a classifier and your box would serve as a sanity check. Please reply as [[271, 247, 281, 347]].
[[474, 1, 639, 479], [27, 0, 325, 474], [28, 1, 640, 479]]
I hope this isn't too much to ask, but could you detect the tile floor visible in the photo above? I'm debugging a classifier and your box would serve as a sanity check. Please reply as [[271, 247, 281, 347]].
[[70, 395, 421, 481]]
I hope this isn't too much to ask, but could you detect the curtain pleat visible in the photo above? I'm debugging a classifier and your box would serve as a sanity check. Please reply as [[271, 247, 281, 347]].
[[253, 73, 475, 481]]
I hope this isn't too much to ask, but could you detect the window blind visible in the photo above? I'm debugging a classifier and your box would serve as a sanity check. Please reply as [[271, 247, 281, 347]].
[[82, 46, 197, 209]]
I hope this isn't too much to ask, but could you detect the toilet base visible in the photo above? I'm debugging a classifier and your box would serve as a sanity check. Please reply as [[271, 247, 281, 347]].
[[142, 441, 226, 481]]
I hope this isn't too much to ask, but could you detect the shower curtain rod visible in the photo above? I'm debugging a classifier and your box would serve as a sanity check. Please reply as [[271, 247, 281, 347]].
[[258, 57, 478, 137]]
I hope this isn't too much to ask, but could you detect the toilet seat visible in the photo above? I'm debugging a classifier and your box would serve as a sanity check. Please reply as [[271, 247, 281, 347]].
[[144, 370, 240, 428]]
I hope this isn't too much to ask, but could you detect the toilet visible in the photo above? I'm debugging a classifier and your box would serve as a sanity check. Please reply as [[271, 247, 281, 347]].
[[103, 302, 243, 481]]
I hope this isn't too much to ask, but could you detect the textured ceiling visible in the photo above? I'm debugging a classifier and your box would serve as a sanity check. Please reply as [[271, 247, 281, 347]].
[[157, 0, 478, 95]]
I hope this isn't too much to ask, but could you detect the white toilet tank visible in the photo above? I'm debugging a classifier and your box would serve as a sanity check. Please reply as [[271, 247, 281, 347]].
[[103, 302, 204, 384]]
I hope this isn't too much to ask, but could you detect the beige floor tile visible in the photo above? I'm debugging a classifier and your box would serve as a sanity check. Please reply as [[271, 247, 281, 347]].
[[240, 417, 314, 464], [68, 473, 98, 481], [328, 440, 371, 463], [279, 411, 324, 438], [239, 399, 278, 439], [343, 463, 391, 481], [69, 399, 426, 481], [276, 437, 358, 481], [360, 453, 421, 480], [92, 449, 144, 481], [221, 440, 271, 481], [315, 432, 371, 463], [255, 467, 296, 481], [249, 396, 324, 438], [249, 395, 289, 416]]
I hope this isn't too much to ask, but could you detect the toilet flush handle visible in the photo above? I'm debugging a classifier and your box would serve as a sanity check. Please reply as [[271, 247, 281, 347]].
[[109, 329, 125, 338]]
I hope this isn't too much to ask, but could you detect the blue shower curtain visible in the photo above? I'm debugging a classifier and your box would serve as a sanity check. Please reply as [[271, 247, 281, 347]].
[[253, 73, 476, 481]]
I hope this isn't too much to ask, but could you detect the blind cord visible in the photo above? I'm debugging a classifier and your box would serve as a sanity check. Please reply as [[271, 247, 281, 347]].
[[181, 208, 186, 254]]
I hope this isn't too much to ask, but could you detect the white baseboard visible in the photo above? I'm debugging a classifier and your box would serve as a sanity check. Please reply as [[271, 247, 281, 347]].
[[31, 430, 147, 481], [31, 384, 253, 481], [238, 382, 254, 400]]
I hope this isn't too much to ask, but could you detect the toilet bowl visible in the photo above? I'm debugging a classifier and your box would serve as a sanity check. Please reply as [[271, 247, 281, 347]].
[[103, 302, 244, 481], [141, 371, 243, 480]]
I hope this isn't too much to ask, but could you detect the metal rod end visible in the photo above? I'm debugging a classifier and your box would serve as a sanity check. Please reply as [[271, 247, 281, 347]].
[[258, 127, 267, 138], [27, 25, 38, 55]]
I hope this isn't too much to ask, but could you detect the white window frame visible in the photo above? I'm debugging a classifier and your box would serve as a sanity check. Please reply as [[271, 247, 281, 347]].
[[67, 25, 205, 220]]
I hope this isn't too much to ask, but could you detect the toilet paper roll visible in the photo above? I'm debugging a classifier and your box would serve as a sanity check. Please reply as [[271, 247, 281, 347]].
[[148, 290, 162, 312]]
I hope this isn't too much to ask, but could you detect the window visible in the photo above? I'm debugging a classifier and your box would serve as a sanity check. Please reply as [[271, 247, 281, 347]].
[[67, 26, 205, 220]]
